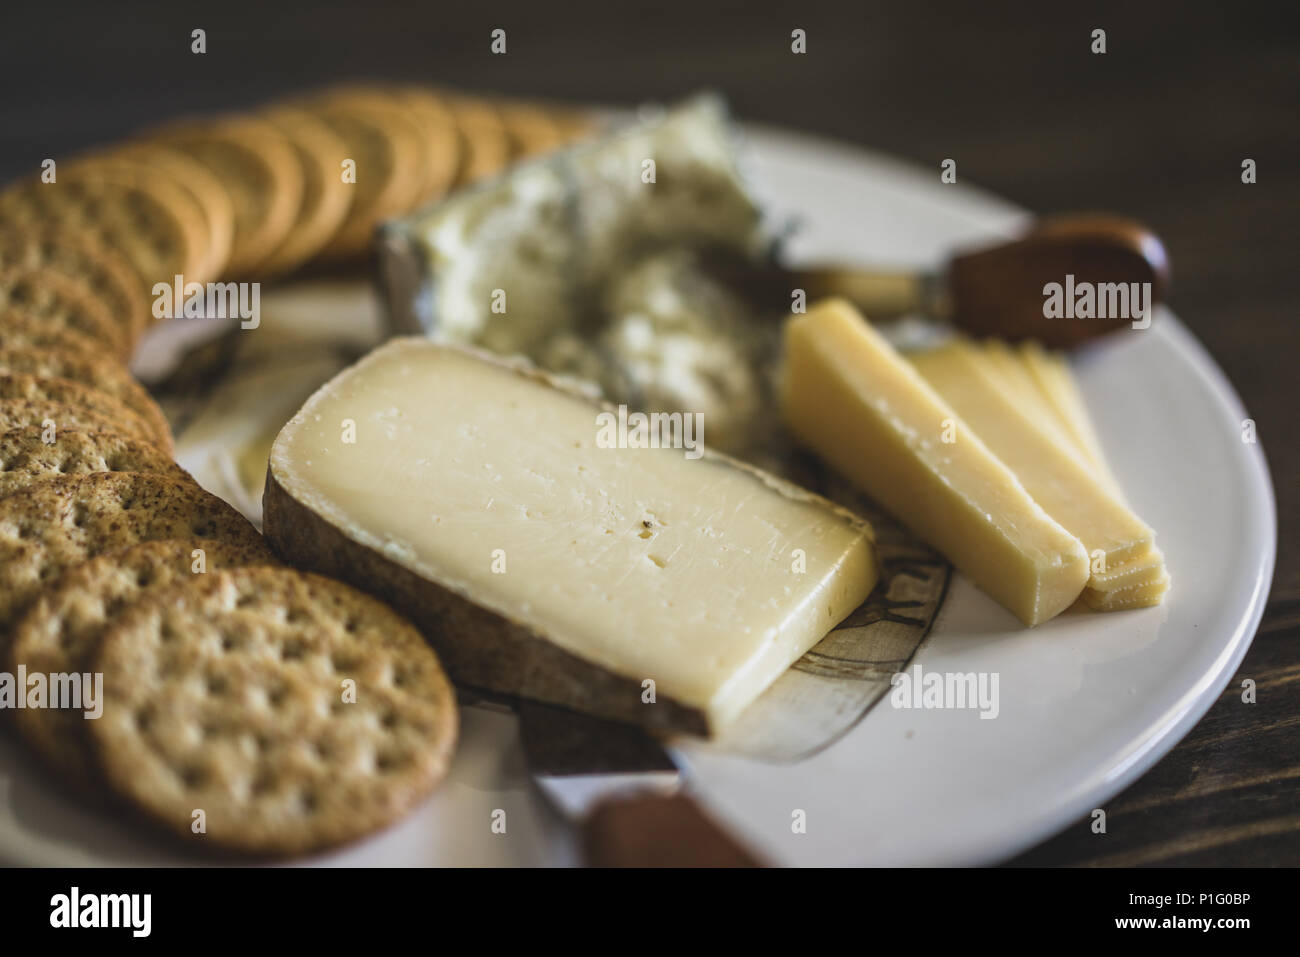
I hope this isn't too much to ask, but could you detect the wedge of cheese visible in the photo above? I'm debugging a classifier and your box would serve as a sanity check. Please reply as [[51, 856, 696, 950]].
[[781, 299, 1088, 626], [909, 342, 1156, 581], [265, 338, 877, 734]]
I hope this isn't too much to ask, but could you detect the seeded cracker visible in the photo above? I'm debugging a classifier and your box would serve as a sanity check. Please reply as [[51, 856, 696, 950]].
[[0, 374, 165, 451], [0, 227, 148, 345], [0, 266, 131, 360], [0, 159, 214, 293], [8, 539, 278, 785], [0, 347, 172, 454], [0, 472, 263, 637], [88, 566, 457, 856], [0, 427, 189, 498]]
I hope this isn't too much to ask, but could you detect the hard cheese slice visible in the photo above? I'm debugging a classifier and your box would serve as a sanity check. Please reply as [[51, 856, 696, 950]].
[[265, 338, 877, 734], [781, 299, 1088, 627], [1017, 341, 1119, 491], [909, 342, 1156, 578]]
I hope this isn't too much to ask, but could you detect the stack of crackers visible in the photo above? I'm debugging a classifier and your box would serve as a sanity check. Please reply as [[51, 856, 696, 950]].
[[0, 83, 586, 856]]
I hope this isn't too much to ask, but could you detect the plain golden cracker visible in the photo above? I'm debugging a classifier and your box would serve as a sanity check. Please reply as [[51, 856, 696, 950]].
[[494, 100, 567, 159], [0, 374, 165, 450], [256, 107, 354, 277], [8, 538, 278, 785], [0, 427, 189, 498], [0, 159, 214, 295], [0, 347, 172, 454], [1, 310, 105, 360], [0, 266, 131, 359], [0, 227, 149, 344], [392, 87, 460, 206], [304, 91, 428, 260], [106, 144, 236, 301], [443, 94, 511, 185], [147, 115, 303, 275], [0, 472, 263, 636], [88, 566, 457, 856]]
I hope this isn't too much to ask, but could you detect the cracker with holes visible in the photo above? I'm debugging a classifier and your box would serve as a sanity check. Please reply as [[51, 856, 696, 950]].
[[0, 266, 132, 360], [0, 158, 217, 291], [302, 90, 428, 260], [0, 227, 150, 345], [146, 115, 303, 276], [8, 539, 277, 784], [0, 374, 167, 451], [0, 427, 189, 498], [0, 348, 172, 453], [0, 472, 262, 637], [0, 311, 104, 361], [88, 566, 457, 856]]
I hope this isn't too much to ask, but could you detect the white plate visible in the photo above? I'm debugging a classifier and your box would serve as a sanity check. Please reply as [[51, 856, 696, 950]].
[[0, 126, 1275, 866]]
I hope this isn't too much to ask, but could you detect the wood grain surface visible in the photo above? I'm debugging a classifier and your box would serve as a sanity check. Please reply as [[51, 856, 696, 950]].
[[1, 0, 1294, 865]]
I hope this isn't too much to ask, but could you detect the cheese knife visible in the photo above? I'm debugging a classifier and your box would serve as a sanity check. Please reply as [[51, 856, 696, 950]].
[[516, 700, 763, 867], [711, 213, 1171, 349]]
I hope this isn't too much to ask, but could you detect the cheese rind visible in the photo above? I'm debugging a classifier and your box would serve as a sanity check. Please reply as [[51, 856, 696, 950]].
[[781, 299, 1088, 626], [266, 339, 877, 733], [909, 343, 1155, 574]]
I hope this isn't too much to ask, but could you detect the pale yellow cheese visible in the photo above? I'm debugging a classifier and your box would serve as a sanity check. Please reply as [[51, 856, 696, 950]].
[[910, 343, 1155, 578], [781, 299, 1088, 626], [1083, 570, 1171, 611], [1086, 542, 1167, 592], [1018, 341, 1120, 493], [972, 340, 1083, 458], [270, 339, 877, 728]]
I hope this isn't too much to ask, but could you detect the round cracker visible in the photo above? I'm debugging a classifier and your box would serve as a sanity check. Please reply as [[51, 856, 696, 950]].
[[89, 566, 457, 856], [0, 427, 189, 498], [494, 100, 567, 159], [0, 348, 172, 453], [0, 398, 150, 445], [0, 227, 149, 344], [0, 472, 263, 636], [1, 310, 106, 360], [8, 538, 277, 784], [107, 144, 236, 302], [0, 374, 165, 450], [0, 158, 214, 297], [148, 115, 303, 275], [392, 87, 460, 205], [443, 94, 511, 185], [256, 107, 353, 278], [0, 266, 131, 359], [304, 91, 428, 260]]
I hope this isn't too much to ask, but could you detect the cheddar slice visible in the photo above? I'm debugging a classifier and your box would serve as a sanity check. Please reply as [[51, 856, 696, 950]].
[[1086, 543, 1167, 592], [1083, 571, 1171, 611], [266, 339, 877, 734], [972, 340, 1083, 458], [781, 299, 1088, 626], [909, 343, 1155, 577], [1018, 341, 1119, 492]]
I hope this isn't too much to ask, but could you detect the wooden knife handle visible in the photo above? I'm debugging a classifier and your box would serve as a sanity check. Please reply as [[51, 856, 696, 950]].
[[582, 792, 764, 867]]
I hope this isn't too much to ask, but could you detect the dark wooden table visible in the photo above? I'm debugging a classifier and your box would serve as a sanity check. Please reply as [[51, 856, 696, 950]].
[[2, 0, 1295, 865]]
